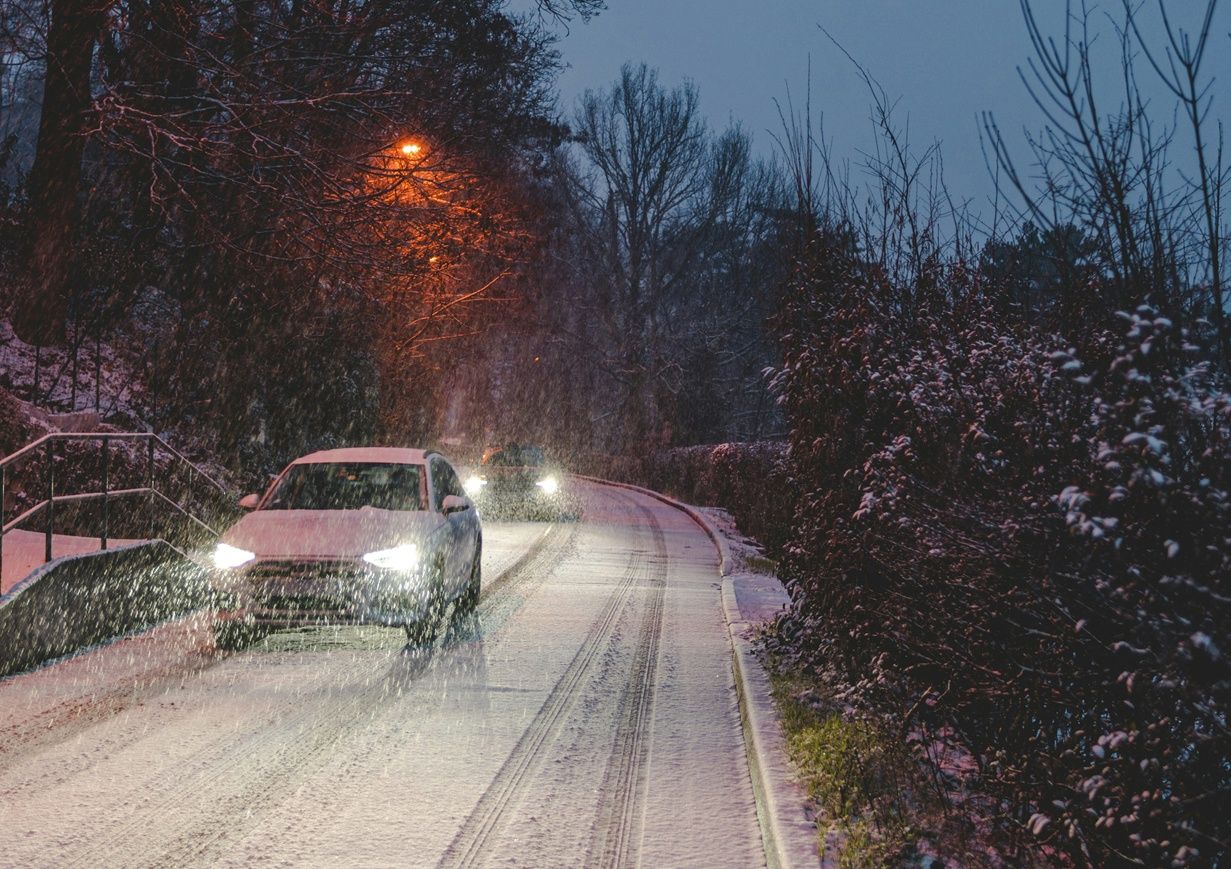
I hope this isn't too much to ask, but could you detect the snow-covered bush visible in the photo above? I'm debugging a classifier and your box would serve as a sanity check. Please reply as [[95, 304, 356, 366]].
[[771, 237, 1230, 865], [645, 441, 792, 555]]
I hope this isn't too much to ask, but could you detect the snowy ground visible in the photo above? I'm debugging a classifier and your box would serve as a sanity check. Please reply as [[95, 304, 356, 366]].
[[0, 317, 150, 418], [1, 529, 144, 596], [0, 481, 762, 868], [696, 505, 791, 625]]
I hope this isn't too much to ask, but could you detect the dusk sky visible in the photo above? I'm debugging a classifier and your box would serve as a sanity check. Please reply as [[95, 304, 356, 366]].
[[540, 1, 1231, 215]]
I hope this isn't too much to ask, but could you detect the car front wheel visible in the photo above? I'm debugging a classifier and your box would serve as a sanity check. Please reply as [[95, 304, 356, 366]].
[[404, 556, 446, 645], [456, 542, 481, 616]]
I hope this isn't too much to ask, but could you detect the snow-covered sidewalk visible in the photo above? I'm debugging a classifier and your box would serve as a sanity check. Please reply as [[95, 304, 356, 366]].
[[1, 529, 143, 596]]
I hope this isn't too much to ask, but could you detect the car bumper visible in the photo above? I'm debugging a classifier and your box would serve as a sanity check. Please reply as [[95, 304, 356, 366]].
[[210, 559, 436, 627]]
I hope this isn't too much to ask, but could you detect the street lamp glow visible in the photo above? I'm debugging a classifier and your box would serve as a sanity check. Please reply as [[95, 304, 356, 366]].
[[400, 142, 422, 156]]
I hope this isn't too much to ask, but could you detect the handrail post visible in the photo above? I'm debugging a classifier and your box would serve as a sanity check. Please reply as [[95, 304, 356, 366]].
[[94, 327, 102, 412], [1, 464, 6, 583], [45, 440, 55, 563], [146, 436, 155, 540], [186, 466, 195, 528], [101, 436, 110, 550], [0, 432, 228, 583]]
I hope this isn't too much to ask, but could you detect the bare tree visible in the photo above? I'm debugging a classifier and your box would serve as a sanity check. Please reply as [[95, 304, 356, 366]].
[[981, 0, 1229, 360], [0, 0, 573, 468], [1124, 0, 1227, 362], [562, 64, 784, 447], [12, 0, 112, 345], [0, 0, 46, 192]]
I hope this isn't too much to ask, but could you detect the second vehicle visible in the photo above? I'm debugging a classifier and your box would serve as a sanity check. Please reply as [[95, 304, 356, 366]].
[[463, 443, 566, 519]]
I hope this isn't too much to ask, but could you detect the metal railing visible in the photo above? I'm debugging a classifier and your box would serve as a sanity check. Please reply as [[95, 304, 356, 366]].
[[0, 432, 232, 584]]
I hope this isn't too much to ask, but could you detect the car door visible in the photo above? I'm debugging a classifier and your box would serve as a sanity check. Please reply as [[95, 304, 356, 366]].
[[429, 456, 471, 598], [439, 459, 479, 558], [442, 458, 480, 584]]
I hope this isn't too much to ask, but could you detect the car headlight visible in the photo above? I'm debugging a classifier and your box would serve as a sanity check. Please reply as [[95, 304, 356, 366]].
[[362, 543, 420, 571], [464, 475, 486, 496], [536, 475, 559, 495], [213, 543, 256, 569]]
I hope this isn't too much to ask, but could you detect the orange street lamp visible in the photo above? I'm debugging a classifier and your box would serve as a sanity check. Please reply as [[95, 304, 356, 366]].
[[400, 141, 422, 156]]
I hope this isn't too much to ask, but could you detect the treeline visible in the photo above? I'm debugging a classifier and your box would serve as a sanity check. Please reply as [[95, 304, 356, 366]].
[[768, 1, 1230, 864], [1, 3, 794, 472], [0, 0, 601, 475]]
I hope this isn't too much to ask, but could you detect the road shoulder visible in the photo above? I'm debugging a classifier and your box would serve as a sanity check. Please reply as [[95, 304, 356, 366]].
[[572, 475, 823, 868], [721, 574, 826, 869]]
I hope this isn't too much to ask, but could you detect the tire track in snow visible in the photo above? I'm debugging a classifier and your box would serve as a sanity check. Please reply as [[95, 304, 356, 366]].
[[160, 522, 581, 869], [587, 499, 668, 869], [436, 496, 651, 869], [438, 487, 669, 866], [477, 521, 576, 626]]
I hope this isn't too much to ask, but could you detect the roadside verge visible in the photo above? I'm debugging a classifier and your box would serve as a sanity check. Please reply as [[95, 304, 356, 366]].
[[571, 474, 822, 869]]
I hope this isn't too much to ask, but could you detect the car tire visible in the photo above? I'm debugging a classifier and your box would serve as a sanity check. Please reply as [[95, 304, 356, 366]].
[[404, 617, 437, 646], [457, 542, 482, 616], [404, 557, 446, 645]]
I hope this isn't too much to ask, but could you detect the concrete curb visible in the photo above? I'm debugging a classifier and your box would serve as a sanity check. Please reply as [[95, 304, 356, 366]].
[[726, 583, 826, 869], [572, 474, 820, 868]]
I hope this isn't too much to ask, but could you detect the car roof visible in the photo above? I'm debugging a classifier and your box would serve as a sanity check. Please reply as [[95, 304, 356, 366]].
[[291, 447, 430, 465]]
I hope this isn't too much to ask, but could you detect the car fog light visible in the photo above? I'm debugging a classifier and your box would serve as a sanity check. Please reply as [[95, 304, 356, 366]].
[[536, 475, 559, 495], [213, 543, 256, 569], [363, 543, 420, 570]]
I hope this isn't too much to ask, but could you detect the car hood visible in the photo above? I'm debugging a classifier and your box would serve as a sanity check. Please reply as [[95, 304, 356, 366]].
[[220, 509, 442, 560]]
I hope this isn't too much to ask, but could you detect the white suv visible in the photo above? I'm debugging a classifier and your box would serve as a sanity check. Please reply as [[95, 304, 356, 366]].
[[208, 447, 480, 647]]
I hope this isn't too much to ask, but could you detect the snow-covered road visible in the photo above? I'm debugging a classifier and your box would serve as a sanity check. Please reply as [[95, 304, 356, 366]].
[[0, 480, 762, 868]]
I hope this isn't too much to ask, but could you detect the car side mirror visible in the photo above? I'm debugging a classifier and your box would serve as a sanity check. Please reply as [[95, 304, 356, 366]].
[[441, 494, 470, 515], [239, 493, 260, 510]]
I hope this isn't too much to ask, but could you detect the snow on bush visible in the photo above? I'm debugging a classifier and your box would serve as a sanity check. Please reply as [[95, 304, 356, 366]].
[[769, 238, 1230, 866]]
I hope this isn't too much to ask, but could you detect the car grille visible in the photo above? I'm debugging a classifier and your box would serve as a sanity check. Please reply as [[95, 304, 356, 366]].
[[260, 593, 351, 611], [240, 560, 368, 617], [245, 560, 367, 582]]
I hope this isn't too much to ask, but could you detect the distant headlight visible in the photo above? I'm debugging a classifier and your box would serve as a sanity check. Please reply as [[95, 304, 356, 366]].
[[464, 475, 486, 496], [363, 543, 420, 571], [536, 475, 559, 495], [213, 543, 256, 570]]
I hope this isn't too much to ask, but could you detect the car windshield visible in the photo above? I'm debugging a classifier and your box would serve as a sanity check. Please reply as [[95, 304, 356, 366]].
[[483, 445, 545, 467], [262, 463, 424, 511]]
